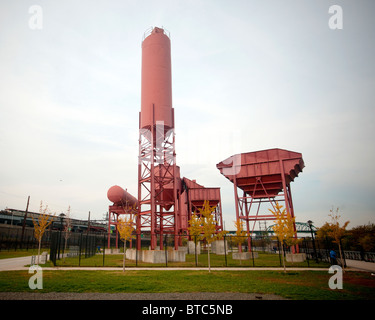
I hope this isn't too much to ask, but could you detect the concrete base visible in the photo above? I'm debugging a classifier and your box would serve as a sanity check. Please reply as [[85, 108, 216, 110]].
[[125, 249, 139, 260], [143, 250, 166, 264], [211, 240, 228, 255], [125, 249, 186, 263], [232, 252, 259, 260], [188, 241, 201, 255], [178, 246, 188, 254], [286, 253, 306, 263], [105, 248, 123, 254], [167, 249, 187, 262]]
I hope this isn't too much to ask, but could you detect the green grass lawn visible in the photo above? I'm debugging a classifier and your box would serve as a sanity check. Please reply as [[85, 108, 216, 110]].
[[3, 249, 373, 300], [0, 269, 374, 300], [0, 248, 331, 268], [53, 251, 331, 268]]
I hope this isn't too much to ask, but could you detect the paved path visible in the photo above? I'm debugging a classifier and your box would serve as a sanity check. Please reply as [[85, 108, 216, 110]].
[[345, 259, 375, 272], [0, 292, 287, 300], [0, 256, 33, 271]]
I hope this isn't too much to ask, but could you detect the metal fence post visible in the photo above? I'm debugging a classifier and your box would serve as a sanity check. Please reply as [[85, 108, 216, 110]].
[[49, 231, 58, 266], [224, 234, 227, 267], [195, 235, 198, 267], [304, 238, 310, 267], [324, 236, 330, 263], [79, 232, 83, 267], [102, 233, 106, 267], [165, 234, 168, 267], [136, 234, 139, 267], [340, 239, 347, 268], [250, 236, 255, 267], [277, 239, 282, 267], [57, 228, 62, 260]]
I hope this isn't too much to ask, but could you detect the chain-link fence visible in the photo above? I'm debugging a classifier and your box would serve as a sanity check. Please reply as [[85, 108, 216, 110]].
[[0, 225, 52, 252], [49, 231, 107, 266], [2, 224, 374, 268], [46, 233, 343, 268]]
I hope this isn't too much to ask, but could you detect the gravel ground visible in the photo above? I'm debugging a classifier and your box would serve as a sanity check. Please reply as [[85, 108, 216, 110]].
[[0, 292, 288, 300]]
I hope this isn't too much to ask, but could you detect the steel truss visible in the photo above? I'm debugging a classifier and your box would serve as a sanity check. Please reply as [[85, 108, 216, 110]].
[[233, 159, 299, 253], [137, 105, 179, 250]]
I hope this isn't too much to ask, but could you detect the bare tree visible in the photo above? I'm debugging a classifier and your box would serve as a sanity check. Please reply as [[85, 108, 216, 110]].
[[328, 207, 349, 270], [63, 206, 72, 263]]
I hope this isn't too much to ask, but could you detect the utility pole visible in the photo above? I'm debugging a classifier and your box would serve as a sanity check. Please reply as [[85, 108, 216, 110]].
[[87, 211, 91, 234], [20, 196, 30, 248], [85, 211, 91, 258], [307, 220, 318, 263]]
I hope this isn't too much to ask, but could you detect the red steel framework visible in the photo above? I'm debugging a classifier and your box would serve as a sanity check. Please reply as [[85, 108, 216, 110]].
[[217, 148, 304, 251], [107, 27, 224, 251], [137, 113, 179, 250]]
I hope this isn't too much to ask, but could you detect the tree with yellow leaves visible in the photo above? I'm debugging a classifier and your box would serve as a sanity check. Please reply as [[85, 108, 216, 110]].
[[188, 213, 202, 239], [324, 207, 349, 269], [232, 219, 247, 265], [188, 212, 203, 263], [31, 201, 55, 265], [201, 204, 217, 273], [269, 202, 300, 273], [117, 215, 136, 271], [199, 201, 226, 272], [187, 201, 227, 272]]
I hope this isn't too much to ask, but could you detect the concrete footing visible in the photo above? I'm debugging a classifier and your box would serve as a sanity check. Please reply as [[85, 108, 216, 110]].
[[105, 248, 113, 255], [232, 252, 259, 260], [211, 240, 228, 255], [167, 249, 186, 262], [125, 249, 139, 260], [286, 253, 306, 262], [188, 241, 201, 255], [125, 249, 186, 263], [142, 250, 166, 263], [105, 248, 121, 255]]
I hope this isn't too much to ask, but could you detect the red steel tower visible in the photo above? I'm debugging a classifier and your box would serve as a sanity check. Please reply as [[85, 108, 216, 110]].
[[137, 27, 179, 250]]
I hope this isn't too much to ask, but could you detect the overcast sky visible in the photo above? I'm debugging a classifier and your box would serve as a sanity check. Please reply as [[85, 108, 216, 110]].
[[0, 0, 374, 230]]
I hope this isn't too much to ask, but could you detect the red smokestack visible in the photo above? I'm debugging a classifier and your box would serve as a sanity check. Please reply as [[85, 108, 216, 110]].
[[141, 27, 173, 130]]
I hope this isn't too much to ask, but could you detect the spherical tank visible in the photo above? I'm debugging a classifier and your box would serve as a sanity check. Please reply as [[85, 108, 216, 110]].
[[107, 185, 138, 207], [141, 27, 173, 129]]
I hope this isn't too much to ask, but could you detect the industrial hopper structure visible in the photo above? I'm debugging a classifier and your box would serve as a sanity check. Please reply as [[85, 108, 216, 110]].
[[217, 148, 304, 238], [179, 177, 223, 235], [107, 185, 138, 249]]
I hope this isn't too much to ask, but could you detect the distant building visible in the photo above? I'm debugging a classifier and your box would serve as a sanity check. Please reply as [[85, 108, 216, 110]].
[[0, 208, 107, 233]]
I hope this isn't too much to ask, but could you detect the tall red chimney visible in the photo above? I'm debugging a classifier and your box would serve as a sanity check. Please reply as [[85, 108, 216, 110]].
[[137, 27, 179, 250]]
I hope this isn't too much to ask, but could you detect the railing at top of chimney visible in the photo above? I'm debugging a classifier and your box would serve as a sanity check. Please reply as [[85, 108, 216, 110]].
[[142, 26, 170, 41]]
